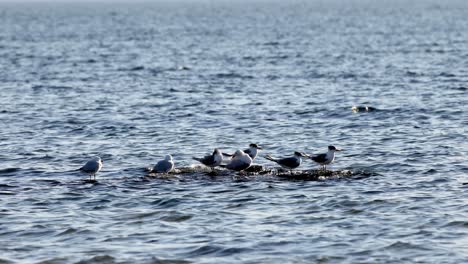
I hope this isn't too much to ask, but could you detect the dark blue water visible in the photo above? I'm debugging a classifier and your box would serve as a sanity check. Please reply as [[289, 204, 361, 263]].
[[1, 0, 468, 263]]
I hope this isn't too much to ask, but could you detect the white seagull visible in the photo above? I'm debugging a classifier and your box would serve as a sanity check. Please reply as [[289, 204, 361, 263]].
[[223, 143, 263, 160], [152, 155, 175, 173], [221, 150, 252, 172], [264, 151, 308, 170], [193, 148, 223, 171], [79, 156, 103, 180], [308, 145, 342, 170]]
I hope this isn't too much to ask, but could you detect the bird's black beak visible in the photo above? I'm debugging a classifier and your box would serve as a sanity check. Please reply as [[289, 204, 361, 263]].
[[257, 146, 263, 150], [336, 148, 343, 152]]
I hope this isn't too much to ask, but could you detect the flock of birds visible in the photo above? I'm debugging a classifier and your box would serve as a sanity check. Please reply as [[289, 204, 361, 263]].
[[79, 144, 343, 180]]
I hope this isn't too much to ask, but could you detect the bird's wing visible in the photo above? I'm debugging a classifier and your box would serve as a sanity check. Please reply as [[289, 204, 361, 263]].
[[264, 155, 277, 162], [200, 154, 216, 165], [278, 157, 300, 168], [154, 160, 173, 172], [193, 155, 205, 163], [311, 154, 327, 163], [80, 160, 98, 172], [226, 159, 250, 171]]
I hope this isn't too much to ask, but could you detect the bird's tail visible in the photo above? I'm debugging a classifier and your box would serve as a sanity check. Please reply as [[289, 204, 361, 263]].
[[192, 157, 202, 162], [222, 153, 233, 157], [264, 155, 276, 162]]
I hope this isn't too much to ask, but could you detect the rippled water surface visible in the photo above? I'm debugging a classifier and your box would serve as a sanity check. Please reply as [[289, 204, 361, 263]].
[[1, 0, 468, 263]]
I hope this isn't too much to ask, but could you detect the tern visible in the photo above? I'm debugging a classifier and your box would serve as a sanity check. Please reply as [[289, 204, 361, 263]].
[[308, 145, 342, 170], [152, 155, 175, 173], [193, 148, 223, 171], [79, 156, 103, 180], [221, 150, 252, 172], [223, 143, 263, 160], [264, 151, 308, 170]]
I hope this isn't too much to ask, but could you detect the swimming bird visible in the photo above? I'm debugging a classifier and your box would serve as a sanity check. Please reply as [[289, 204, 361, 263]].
[[193, 148, 223, 171], [308, 145, 342, 170], [223, 143, 263, 160], [152, 155, 175, 174], [79, 156, 103, 180], [221, 150, 252, 172], [264, 151, 308, 170]]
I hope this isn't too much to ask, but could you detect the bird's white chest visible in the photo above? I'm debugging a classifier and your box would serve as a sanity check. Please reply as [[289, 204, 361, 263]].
[[293, 157, 302, 166], [214, 153, 223, 165], [248, 148, 258, 159], [325, 152, 335, 164]]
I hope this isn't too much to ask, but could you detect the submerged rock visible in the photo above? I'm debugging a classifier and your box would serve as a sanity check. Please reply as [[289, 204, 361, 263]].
[[245, 164, 265, 173], [144, 165, 371, 181], [351, 105, 377, 113], [275, 169, 353, 180]]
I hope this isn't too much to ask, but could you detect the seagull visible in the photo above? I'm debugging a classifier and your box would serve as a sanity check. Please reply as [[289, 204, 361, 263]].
[[79, 156, 103, 180], [308, 145, 342, 170], [193, 148, 223, 171], [223, 143, 263, 160], [152, 155, 175, 174], [264, 151, 308, 170], [221, 150, 252, 172]]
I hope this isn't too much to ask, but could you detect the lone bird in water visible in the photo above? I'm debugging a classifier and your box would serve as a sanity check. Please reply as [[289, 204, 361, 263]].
[[264, 151, 308, 170], [223, 143, 263, 160], [308, 145, 342, 170], [193, 148, 223, 171], [152, 155, 175, 174], [221, 150, 252, 172], [79, 156, 103, 181]]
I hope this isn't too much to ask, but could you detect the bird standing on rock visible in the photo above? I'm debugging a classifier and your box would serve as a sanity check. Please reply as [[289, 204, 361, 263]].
[[221, 150, 252, 172], [308, 145, 342, 170], [79, 156, 103, 181], [193, 148, 223, 171], [264, 151, 308, 171], [152, 155, 175, 174]]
